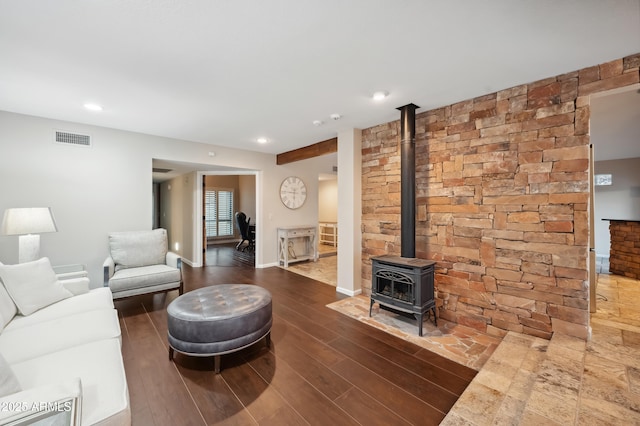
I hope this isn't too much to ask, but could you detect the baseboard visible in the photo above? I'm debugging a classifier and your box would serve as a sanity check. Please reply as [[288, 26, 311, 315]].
[[256, 262, 278, 269], [181, 258, 198, 267], [336, 287, 362, 297]]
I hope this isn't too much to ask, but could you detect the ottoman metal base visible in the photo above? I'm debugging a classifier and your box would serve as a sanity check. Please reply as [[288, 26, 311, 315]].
[[167, 284, 273, 373]]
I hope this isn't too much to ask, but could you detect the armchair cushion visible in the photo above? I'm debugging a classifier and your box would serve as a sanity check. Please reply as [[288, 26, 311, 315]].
[[109, 228, 168, 271], [108, 264, 181, 293], [0, 258, 72, 316]]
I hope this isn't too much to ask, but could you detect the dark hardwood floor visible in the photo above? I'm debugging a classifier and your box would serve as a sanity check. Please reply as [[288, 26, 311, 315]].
[[205, 242, 255, 267], [115, 250, 476, 425]]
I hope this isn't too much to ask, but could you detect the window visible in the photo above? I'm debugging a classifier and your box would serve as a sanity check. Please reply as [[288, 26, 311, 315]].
[[205, 189, 234, 237]]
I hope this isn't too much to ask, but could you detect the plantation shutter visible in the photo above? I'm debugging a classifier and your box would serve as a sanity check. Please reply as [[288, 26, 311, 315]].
[[205, 189, 234, 237], [217, 190, 233, 236]]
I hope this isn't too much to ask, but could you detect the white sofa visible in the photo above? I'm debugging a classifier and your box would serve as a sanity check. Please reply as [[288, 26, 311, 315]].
[[0, 257, 130, 425]]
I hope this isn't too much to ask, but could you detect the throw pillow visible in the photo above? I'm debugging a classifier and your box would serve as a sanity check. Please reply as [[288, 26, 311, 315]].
[[0, 353, 21, 397], [0, 283, 17, 332], [0, 257, 72, 316]]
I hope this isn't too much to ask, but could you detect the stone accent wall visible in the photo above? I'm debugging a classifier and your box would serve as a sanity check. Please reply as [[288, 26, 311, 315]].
[[362, 53, 640, 340], [609, 220, 640, 279]]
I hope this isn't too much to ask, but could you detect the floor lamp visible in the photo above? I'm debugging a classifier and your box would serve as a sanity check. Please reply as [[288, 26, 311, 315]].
[[1, 207, 58, 263]]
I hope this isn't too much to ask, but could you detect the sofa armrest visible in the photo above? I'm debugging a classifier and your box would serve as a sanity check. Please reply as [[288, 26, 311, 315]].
[[0, 378, 82, 425], [166, 252, 182, 270], [103, 256, 115, 287], [53, 264, 88, 281], [59, 277, 90, 295]]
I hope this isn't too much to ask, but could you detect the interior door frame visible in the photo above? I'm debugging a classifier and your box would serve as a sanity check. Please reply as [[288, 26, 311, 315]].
[[586, 83, 640, 314], [202, 177, 207, 265], [195, 170, 260, 267], [589, 144, 597, 313]]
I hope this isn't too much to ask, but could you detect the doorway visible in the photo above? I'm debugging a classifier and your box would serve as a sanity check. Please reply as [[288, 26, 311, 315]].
[[588, 84, 640, 314], [152, 158, 259, 268], [285, 172, 338, 286], [202, 174, 257, 267], [318, 173, 338, 257]]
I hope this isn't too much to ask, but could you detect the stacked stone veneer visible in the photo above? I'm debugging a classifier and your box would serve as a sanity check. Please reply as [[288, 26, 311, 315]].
[[609, 220, 640, 280], [362, 53, 640, 340]]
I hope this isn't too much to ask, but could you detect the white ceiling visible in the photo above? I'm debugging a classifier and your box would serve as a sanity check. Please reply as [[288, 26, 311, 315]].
[[1, 1, 639, 156]]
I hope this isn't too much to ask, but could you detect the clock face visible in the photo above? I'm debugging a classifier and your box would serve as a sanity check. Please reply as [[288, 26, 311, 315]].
[[280, 176, 307, 209]]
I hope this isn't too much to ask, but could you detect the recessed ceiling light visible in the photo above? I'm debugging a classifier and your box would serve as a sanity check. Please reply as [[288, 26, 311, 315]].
[[257, 137, 268, 144], [83, 103, 103, 111], [312, 120, 324, 126], [372, 91, 389, 101]]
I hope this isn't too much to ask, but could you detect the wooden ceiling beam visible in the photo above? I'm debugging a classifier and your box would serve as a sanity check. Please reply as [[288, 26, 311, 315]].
[[276, 137, 337, 165]]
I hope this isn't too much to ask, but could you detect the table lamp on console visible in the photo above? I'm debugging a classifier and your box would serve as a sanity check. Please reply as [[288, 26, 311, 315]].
[[1, 207, 58, 263]]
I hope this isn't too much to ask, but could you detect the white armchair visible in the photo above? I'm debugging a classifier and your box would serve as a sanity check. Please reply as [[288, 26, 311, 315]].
[[103, 228, 183, 299]]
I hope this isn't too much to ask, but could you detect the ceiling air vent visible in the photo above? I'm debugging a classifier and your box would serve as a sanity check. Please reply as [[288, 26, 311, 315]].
[[54, 130, 91, 147]]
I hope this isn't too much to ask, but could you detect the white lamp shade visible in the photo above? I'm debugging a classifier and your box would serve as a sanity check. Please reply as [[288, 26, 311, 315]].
[[1, 208, 58, 236]]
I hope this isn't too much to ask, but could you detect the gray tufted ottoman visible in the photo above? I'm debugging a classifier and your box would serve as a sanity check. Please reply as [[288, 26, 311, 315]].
[[167, 284, 272, 373]]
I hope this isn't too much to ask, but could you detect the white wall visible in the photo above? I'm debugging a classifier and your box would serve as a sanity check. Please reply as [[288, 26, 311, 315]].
[[318, 178, 338, 222], [160, 172, 196, 258], [239, 175, 256, 221], [594, 157, 640, 258], [0, 110, 337, 285]]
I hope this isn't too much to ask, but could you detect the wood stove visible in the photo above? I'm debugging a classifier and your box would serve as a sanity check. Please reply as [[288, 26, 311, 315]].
[[370, 255, 436, 336], [369, 103, 437, 336]]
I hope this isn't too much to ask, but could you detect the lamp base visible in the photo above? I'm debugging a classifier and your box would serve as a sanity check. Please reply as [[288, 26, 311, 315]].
[[18, 234, 41, 263]]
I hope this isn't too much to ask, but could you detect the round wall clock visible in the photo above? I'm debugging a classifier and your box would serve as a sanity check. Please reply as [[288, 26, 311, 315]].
[[280, 176, 307, 209]]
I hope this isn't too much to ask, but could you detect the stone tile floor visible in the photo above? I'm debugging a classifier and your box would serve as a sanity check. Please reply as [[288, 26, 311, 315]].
[[443, 272, 640, 425], [284, 244, 337, 286]]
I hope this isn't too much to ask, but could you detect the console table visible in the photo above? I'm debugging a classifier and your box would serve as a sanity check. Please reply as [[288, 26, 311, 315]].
[[277, 226, 318, 267]]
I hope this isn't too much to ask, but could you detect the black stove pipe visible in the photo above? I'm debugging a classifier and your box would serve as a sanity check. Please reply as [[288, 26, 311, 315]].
[[397, 103, 419, 258]]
